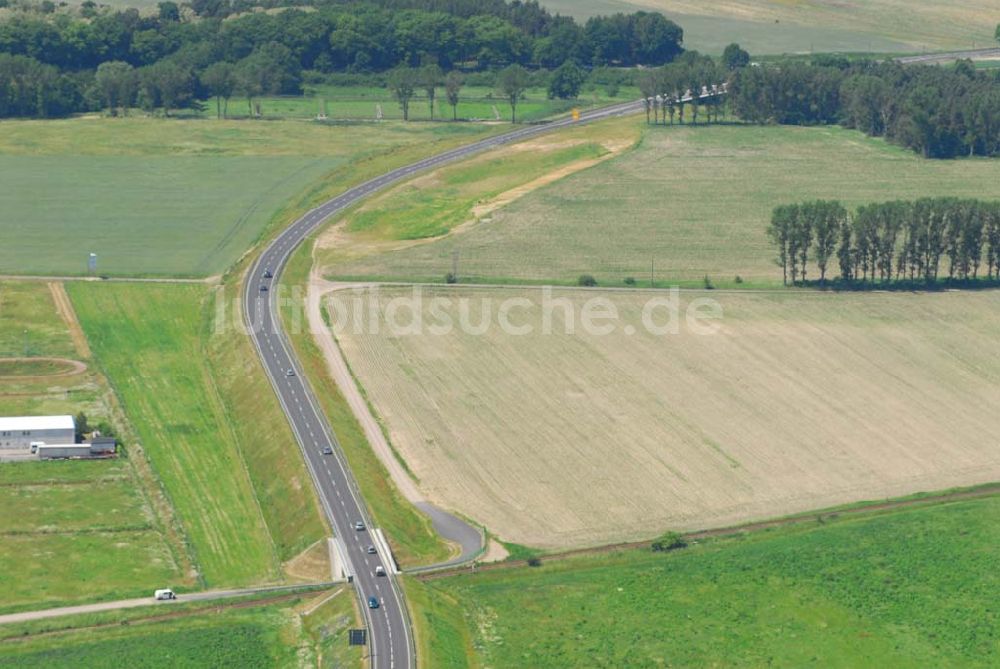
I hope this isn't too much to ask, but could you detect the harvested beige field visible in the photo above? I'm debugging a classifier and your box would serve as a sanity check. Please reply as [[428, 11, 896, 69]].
[[542, 0, 997, 53], [332, 287, 1000, 548]]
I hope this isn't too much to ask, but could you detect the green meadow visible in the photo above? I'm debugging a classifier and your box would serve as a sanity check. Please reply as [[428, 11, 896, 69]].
[[0, 459, 181, 614], [68, 282, 326, 587], [413, 494, 1000, 667], [0, 588, 362, 668], [0, 117, 492, 278], [213, 85, 634, 124]]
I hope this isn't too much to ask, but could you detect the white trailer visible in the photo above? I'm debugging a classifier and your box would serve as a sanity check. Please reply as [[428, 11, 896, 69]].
[[35, 444, 91, 459]]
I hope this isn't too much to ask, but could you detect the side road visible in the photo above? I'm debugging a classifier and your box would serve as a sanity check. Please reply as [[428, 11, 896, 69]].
[[0, 583, 339, 626]]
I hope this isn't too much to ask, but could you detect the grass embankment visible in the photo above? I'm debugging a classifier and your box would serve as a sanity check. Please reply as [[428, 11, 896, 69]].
[[0, 588, 362, 668], [0, 117, 491, 277], [318, 114, 641, 277], [331, 122, 1000, 287], [414, 492, 1000, 667], [68, 282, 326, 587], [280, 243, 453, 567], [203, 278, 329, 568], [403, 577, 478, 669]]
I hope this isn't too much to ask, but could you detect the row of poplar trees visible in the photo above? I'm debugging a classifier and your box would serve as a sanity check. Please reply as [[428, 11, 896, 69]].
[[768, 199, 1000, 285]]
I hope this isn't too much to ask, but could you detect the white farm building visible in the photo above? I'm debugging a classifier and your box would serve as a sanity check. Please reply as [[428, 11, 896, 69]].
[[0, 415, 75, 450]]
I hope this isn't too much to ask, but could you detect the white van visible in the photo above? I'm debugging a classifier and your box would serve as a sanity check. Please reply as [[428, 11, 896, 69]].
[[154, 589, 176, 601], [375, 566, 386, 577]]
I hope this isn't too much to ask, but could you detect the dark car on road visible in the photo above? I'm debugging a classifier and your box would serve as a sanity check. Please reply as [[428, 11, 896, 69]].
[[368, 596, 379, 609]]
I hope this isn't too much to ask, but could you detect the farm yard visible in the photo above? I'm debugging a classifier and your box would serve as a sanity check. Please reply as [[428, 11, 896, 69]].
[[327, 122, 1000, 287], [413, 492, 1000, 668], [331, 286, 1000, 549], [0, 281, 184, 613], [540, 0, 997, 54], [0, 117, 493, 278]]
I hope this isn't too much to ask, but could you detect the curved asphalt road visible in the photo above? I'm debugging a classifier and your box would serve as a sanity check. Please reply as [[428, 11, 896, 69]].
[[243, 99, 644, 669]]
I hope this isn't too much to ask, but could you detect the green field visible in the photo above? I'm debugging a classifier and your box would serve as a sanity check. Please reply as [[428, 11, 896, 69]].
[[328, 120, 1000, 287], [0, 282, 76, 359], [0, 588, 362, 668], [413, 494, 1000, 667], [68, 282, 326, 586], [0, 117, 492, 278], [541, 0, 995, 54], [214, 85, 635, 124], [0, 459, 181, 614]]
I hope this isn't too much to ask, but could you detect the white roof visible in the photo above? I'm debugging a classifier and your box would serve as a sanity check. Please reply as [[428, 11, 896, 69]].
[[0, 415, 75, 432]]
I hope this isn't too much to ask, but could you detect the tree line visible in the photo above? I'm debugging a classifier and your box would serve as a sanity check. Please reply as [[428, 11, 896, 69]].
[[0, 0, 683, 73], [768, 199, 1000, 286], [0, 0, 685, 118], [634, 48, 743, 126], [731, 58, 1000, 159]]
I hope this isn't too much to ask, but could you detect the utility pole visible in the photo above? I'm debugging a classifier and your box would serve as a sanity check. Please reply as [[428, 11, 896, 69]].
[[451, 250, 459, 283], [23, 329, 29, 357], [650, 258, 654, 288]]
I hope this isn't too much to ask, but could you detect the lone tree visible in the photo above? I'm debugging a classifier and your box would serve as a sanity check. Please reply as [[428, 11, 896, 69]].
[[95, 61, 136, 116], [201, 61, 236, 118], [388, 66, 417, 121], [497, 64, 529, 123], [548, 59, 585, 100], [444, 70, 463, 120], [768, 205, 794, 285], [722, 43, 751, 71], [419, 63, 443, 120]]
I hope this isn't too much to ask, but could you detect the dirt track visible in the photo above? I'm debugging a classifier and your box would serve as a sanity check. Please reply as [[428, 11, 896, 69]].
[[47, 282, 91, 359], [0, 357, 87, 381]]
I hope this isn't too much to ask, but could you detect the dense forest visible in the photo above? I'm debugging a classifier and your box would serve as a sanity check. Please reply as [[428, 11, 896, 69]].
[[0, 0, 683, 117], [730, 59, 1000, 159], [767, 199, 1000, 286]]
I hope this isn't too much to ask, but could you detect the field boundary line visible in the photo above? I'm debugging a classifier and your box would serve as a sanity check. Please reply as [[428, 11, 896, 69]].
[[416, 482, 1000, 580]]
